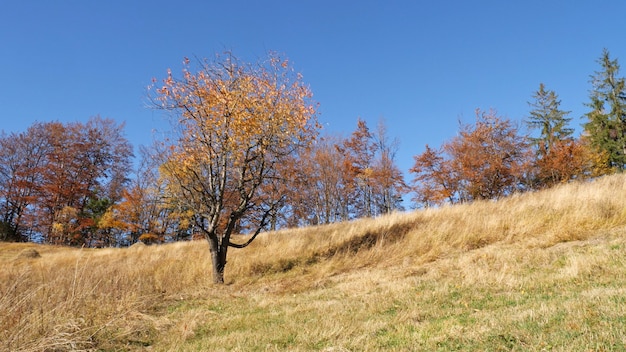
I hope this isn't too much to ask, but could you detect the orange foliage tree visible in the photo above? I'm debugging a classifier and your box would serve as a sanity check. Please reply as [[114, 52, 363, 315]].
[[340, 119, 377, 217], [410, 145, 457, 207], [151, 52, 318, 284], [370, 120, 407, 214], [534, 139, 589, 186], [286, 121, 406, 225], [445, 109, 530, 201], [285, 135, 355, 226], [339, 119, 405, 217], [411, 109, 530, 206]]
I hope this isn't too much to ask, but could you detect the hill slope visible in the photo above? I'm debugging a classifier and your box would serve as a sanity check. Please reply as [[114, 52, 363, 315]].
[[2, 175, 626, 351]]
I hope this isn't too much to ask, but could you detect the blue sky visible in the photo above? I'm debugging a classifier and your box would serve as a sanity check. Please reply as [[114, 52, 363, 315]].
[[2, 1, 626, 182]]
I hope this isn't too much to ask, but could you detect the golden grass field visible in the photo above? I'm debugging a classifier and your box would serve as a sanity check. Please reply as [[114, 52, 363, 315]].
[[2, 174, 626, 351]]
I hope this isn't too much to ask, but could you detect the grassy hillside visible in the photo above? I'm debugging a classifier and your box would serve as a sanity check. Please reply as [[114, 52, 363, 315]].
[[2, 174, 626, 351]]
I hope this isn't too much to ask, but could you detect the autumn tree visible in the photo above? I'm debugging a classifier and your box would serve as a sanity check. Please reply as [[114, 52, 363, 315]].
[[370, 120, 406, 214], [339, 118, 405, 217], [0, 118, 132, 245], [0, 124, 51, 241], [443, 110, 530, 201], [100, 146, 179, 245], [39, 117, 133, 246], [410, 145, 457, 207], [535, 138, 589, 185], [340, 119, 377, 217], [411, 109, 530, 206], [152, 52, 318, 284], [284, 135, 354, 226], [584, 49, 626, 172], [446, 109, 530, 201]]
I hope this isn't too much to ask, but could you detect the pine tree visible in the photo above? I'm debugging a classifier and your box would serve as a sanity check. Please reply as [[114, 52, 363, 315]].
[[584, 49, 626, 171]]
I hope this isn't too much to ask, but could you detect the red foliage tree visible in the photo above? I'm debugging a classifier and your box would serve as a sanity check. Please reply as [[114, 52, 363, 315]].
[[0, 124, 51, 241]]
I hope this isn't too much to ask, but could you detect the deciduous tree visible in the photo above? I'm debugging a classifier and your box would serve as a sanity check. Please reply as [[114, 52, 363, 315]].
[[152, 52, 318, 284], [339, 119, 405, 217], [410, 145, 457, 207], [534, 139, 588, 185], [340, 119, 377, 217], [411, 109, 530, 206], [446, 109, 530, 201], [285, 136, 354, 226], [100, 146, 179, 245], [0, 124, 51, 241], [370, 120, 406, 214], [443, 110, 529, 200], [0, 118, 132, 245], [40, 117, 133, 245]]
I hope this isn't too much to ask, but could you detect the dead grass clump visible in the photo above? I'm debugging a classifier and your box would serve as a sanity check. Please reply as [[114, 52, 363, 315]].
[[15, 248, 41, 259]]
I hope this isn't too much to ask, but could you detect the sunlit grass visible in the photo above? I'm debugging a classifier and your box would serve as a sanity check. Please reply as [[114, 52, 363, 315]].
[[2, 174, 626, 351]]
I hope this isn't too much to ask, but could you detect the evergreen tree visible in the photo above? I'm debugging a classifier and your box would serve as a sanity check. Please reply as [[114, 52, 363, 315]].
[[584, 49, 626, 171], [526, 83, 582, 187], [526, 83, 573, 156]]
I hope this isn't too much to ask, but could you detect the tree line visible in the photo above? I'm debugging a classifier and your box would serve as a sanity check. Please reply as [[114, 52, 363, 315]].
[[1, 49, 624, 272], [0, 117, 132, 245], [411, 49, 623, 206]]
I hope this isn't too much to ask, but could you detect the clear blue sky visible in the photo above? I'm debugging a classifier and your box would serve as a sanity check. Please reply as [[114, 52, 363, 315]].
[[2, 1, 626, 181]]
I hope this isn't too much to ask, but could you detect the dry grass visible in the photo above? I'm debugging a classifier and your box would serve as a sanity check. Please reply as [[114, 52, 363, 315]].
[[2, 174, 626, 351]]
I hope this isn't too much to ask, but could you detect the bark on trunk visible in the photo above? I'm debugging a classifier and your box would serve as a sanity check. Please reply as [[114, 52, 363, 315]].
[[211, 251, 225, 284], [208, 237, 227, 284]]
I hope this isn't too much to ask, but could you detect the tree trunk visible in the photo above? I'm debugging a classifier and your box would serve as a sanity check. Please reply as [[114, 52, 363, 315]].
[[208, 237, 227, 284], [211, 250, 225, 284]]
